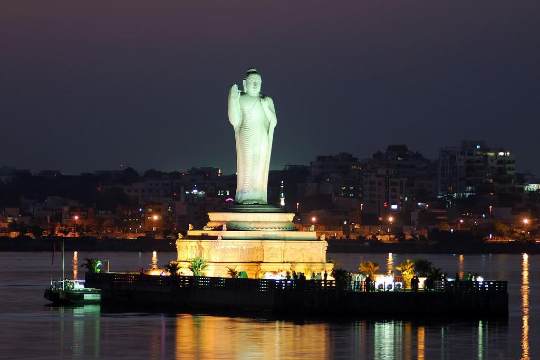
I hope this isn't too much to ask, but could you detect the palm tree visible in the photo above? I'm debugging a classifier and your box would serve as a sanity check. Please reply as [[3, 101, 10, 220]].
[[332, 268, 352, 290], [425, 266, 444, 290], [166, 261, 180, 276], [81, 258, 102, 273], [396, 259, 415, 289], [226, 266, 239, 278], [358, 261, 379, 278], [188, 256, 208, 277], [413, 259, 433, 277]]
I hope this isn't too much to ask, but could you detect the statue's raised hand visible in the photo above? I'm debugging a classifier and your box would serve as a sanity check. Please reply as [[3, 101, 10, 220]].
[[229, 84, 240, 101]]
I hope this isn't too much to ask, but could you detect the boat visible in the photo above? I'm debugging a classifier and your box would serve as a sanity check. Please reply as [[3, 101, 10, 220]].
[[44, 279, 101, 305], [44, 239, 101, 305]]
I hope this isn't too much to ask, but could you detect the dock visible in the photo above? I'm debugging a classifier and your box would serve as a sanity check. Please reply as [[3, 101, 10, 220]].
[[86, 273, 508, 318]]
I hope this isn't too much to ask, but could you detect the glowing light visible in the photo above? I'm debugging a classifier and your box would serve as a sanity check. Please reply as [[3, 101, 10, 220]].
[[374, 274, 395, 290], [152, 214, 160, 221], [522, 218, 530, 225], [311, 216, 317, 223], [388, 216, 394, 223], [73, 215, 79, 221]]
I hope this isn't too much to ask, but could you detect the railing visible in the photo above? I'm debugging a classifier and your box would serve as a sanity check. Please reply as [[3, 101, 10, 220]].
[[50, 279, 86, 290], [87, 273, 336, 292], [86, 273, 507, 294], [437, 280, 507, 293]]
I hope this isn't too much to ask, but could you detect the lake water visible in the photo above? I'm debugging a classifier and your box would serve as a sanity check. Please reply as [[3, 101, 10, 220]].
[[0, 251, 533, 359]]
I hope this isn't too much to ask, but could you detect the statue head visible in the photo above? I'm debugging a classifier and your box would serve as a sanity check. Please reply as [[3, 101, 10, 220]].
[[243, 68, 262, 97]]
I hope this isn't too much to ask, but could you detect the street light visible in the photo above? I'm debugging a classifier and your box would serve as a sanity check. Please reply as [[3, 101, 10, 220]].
[[522, 218, 530, 225], [311, 216, 317, 223]]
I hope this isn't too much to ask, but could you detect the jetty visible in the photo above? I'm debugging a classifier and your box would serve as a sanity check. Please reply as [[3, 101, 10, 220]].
[[86, 272, 508, 318]]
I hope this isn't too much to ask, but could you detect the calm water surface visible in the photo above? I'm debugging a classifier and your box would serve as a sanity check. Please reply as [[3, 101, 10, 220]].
[[0, 251, 534, 359]]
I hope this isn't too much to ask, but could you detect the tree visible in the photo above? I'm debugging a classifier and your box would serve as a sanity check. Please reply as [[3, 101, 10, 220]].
[[166, 261, 180, 276], [396, 260, 415, 289], [413, 259, 433, 277], [494, 221, 511, 237], [82, 258, 103, 273], [188, 256, 208, 277], [425, 267, 444, 290], [332, 268, 352, 290], [358, 261, 379, 278], [226, 267, 239, 278], [428, 267, 443, 281]]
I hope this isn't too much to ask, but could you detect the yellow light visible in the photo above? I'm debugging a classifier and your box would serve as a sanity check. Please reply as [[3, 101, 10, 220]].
[[311, 216, 317, 223], [152, 214, 160, 221], [388, 216, 394, 223], [523, 218, 530, 225]]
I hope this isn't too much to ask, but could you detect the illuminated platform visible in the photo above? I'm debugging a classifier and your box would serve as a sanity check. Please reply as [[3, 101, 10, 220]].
[[176, 209, 332, 278]]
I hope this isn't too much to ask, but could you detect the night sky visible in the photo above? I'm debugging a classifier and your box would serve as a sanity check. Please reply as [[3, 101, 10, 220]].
[[1, 1, 539, 174]]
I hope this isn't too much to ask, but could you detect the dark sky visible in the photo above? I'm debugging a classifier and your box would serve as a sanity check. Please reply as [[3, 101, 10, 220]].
[[1, 1, 539, 175]]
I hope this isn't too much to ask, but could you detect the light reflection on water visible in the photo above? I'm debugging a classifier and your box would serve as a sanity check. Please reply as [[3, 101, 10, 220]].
[[386, 253, 393, 275], [73, 251, 78, 280], [458, 254, 465, 280], [0, 252, 533, 359], [521, 253, 529, 360]]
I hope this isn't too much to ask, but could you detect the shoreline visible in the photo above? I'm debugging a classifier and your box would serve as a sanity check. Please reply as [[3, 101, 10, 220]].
[[1, 236, 538, 254]]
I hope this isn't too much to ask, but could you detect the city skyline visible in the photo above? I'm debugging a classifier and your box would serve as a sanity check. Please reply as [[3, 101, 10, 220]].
[[0, 140, 531, 177], [2, 1, 539, 174]]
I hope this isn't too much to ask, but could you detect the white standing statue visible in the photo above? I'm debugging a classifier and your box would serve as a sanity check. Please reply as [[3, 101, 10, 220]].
[[228, 68, 277, 204]]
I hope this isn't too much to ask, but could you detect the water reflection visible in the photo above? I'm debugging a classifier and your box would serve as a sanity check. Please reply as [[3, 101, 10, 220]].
[[175, 315, 329, 359], [387, 253, 394, 275], [73, 251, 78, 280], [2, 252, 522, 359], [56, 305, 101, 359], [374, 321, 399, 359], [417, 326, 425, 360], [477, 320, 485, 360], [458, 254, 465, 279], [521, 253, 529, 360], [39, 308, 511, 359]]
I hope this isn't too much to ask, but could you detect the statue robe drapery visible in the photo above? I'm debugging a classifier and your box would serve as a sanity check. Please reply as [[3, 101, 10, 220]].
[[233, 97, 274, 204]]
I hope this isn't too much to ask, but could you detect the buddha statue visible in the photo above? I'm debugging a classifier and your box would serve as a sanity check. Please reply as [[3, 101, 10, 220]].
[[228, 68, 277, 204]]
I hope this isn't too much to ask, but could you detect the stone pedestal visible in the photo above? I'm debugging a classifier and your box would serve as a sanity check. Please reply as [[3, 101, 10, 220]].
[[176, 208, 333, 278]]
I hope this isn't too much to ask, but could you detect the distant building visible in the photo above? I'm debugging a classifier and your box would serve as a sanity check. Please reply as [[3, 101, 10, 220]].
[[438, 141, 516, 197], [361, 145, 436, 216], [306, 153, 363, 200]]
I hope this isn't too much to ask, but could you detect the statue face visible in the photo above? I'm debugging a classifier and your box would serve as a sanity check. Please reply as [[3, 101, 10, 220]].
[[243, 74, 262, 97]]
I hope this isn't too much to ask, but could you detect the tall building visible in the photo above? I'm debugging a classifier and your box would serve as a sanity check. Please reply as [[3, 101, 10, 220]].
[[308, 153, 363, 199], [438, 141, 516, 198], [361, 145, 436, 216]]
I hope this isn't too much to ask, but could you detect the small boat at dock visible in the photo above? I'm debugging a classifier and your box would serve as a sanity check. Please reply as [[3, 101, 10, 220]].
[[44, 279, 101, 305]]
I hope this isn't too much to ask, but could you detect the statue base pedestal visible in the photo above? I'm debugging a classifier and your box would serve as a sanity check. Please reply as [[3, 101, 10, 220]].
[[176, 238, 332, 278], [177, 209, 333, 278]]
